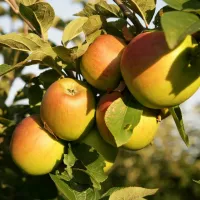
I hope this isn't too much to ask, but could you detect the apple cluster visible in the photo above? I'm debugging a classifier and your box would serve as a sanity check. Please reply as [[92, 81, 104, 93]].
[[10, 31, 200, 176]]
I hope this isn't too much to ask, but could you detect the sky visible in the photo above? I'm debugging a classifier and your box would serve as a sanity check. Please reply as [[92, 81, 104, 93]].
[[0, 0, 200, 114]]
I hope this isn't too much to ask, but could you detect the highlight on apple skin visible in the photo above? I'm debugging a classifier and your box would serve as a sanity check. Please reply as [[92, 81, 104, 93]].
[[10, 115, 65, 175], [120, 31, 200, 109], [40, 78, 96, 141], [96, 92, 159, 150], [80, 34, 126, 91], [80, 128, 118, 173]]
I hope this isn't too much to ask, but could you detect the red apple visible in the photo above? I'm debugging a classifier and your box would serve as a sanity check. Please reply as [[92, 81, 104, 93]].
[[80, 34, 126, 91]]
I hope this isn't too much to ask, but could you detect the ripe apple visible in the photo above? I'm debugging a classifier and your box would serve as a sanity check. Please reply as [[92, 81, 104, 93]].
[[40, 78, 95, 141], [10, 115, 65, 175], [96, 92, 159, 150], [80, 34, 126, 91], [80, 128, 118, 173], [121, 31, 200, 109]]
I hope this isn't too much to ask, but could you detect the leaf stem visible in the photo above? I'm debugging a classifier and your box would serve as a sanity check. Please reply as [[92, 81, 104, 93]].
[[113, 0, 144, 34]]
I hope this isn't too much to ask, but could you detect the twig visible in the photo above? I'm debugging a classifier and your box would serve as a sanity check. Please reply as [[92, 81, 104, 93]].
[[113, 0, 144, 34]]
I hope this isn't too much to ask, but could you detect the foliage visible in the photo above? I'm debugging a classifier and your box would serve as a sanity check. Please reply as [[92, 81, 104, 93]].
[[0, 0, 200, 199]]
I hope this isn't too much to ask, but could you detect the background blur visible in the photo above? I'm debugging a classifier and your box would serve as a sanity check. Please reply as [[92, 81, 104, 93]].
[[0, 0, 200, 200]]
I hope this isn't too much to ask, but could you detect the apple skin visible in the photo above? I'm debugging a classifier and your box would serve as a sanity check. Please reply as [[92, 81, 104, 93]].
[[120, 31, 200, 109], [40, 78, 95, 141], [80, 128, 118, 173], [10, 115, 65, 175], [122, 108, 159, 150], [96, 92, 159, 150], [80, 34, 126, 91]]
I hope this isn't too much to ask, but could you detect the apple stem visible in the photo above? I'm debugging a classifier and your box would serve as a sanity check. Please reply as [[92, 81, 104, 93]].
[[113, 0, 144, 34]]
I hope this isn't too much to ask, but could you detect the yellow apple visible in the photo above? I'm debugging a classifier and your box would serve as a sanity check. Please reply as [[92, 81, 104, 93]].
[[120, 31, 200, 109], [96, 92, 159, 150], [40, 78, 95, 141], [10, 115, 65, 175]]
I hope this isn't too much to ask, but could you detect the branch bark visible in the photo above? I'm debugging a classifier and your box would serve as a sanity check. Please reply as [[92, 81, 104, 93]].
[[113, 0, 144, 34]]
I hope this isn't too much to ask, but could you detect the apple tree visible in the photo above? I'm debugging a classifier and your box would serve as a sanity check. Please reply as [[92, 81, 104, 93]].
[[0, 0, 200, 199]]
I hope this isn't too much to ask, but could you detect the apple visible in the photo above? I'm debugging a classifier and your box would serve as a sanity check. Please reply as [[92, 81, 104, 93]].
[[10, 115, 65, 175], [80, 128, 118, 173], [120, 31, 200, 109], [123, 108, 159, 150], [96, 92, 159, 150], [40, 78, 95, 141], [80, 34, 126, 91]]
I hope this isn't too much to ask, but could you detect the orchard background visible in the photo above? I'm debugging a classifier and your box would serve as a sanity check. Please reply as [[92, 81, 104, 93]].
[[0, 0, 200, 199]]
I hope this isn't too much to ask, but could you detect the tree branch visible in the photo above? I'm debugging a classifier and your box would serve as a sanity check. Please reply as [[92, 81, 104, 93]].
[[113, 0, 144, 34]]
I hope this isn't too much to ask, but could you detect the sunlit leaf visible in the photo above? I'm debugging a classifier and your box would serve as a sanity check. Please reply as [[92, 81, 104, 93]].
[[20, 2, 55, 37], [109, 187, 158, 200], [161, 11, 200, 49], [105, 92, 143, 147], [62, 17, 88, 45], [169, 106, 189, 147]]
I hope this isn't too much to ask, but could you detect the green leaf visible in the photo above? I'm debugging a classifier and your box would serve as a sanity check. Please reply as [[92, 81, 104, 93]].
[[83, 15, 105, 36], [123, 0, 156, 25], [0, 33, 48, 52], [63, 144, 77, 179], [26, 47, 56, 64], [0, 64, 14, 77], [39, 69, 60, 89], [50, 174, 100, 200], [71, 143, 108, 190], [106, 19, 133, 38], [55, 30, 102, 63], [0, 117, 15, 127], [20, 2, 55, 37], [164, 0, 200, 14], [53, 46, 77, 63], [105, 92, 143, 147], [193, 180, 200, 184], [27, 84, 43, 106], [17, 0, 37, 6], [109, 187, 158, 200], [100, 187, 124, 200], [62, 17, 88, 45], [95, 0, 124, 18], [161, 11, 200, 49], [169, 106, 189, 147], [74, 3, 97, 17], [85, 29, 103, 42], [0, 33, 63, 76], [19, 3, 40, 35]]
